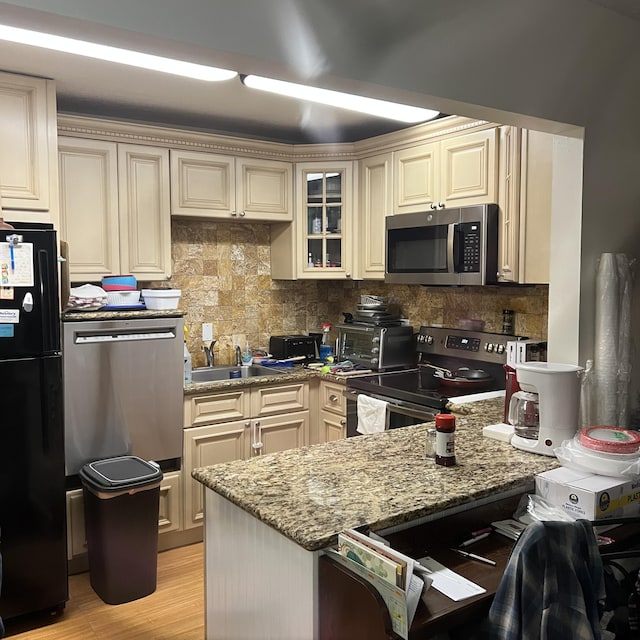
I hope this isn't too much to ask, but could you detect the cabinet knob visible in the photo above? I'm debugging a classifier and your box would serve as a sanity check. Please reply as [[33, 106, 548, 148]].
[[346, 272, 351, 278], [239, 210, 246, 217], [230, 211, 237, 217], [329, 394, 338, 403], [438, 202, 445, 209], [430, 203, 437, 210], [340, 419, 346, 426]]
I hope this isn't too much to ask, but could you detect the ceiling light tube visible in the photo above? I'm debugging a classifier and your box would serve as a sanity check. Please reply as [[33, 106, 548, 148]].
[[0, 25, 237, 81], [241, 74, 439, 123]]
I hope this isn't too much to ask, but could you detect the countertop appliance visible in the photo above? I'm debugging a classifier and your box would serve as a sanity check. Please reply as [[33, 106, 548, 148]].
[[63, 315, 184, 480], [385, 204, 499, 286], [345, 326, 521, 436], [269, 335, 317, 362], [337, 322, 415, 371], [0, 223, 68, 620], [511, 362, 583, 456]]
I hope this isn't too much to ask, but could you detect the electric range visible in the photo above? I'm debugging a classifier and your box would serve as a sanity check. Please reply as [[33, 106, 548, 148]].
[[345, 326, 522, 436]]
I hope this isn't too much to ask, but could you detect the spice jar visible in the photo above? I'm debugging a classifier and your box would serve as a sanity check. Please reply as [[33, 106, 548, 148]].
[[435, 413, 456, 467]]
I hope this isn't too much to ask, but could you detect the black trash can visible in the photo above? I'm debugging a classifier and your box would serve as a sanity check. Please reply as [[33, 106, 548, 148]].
[[79, 456, 163, 605]]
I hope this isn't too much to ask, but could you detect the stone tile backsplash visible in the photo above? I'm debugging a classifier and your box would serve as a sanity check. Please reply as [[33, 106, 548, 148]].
[[168, 220, 548, 366]]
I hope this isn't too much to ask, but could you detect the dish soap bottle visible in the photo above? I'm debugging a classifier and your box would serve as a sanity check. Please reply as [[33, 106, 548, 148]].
[[183, 326, 192, 384], [319, 322, 334, 361]]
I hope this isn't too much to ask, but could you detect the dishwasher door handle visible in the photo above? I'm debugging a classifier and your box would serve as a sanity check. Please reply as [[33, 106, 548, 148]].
[[75, 330, 176, 344]]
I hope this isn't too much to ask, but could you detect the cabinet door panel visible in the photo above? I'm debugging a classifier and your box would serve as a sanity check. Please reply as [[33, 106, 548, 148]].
[[58, 138, 120, 279], [251, 383, 309, 417], [359, 154, 392, 279], [319, 409, 346, 443], [236, 158, 292, 221], [440, 129, 497, 205], [183, 422, 249, 528], [0, 73, 52, 210], [118, 144, 171, 278], [393, 144, 438, 213], [252, 411, 309, 456], [158, 471, 182, 534], [184, 390, 248, 427], [170, 150, 235, 217]]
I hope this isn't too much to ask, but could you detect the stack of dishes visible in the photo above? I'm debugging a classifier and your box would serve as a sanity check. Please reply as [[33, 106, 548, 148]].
[[557, 426, 640, 477], [101, 275, 144, 309]]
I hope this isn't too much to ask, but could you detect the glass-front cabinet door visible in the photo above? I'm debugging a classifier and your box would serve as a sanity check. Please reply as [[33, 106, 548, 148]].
[[298, 162, 353, 278]]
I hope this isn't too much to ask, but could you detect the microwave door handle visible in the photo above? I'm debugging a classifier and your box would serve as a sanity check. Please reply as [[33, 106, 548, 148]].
[[450, 223, 463, 273], [447, 223, 456, 274]]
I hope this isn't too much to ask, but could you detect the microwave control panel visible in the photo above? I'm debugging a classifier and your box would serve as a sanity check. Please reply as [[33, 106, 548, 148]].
[[460, 222, 481, 272]]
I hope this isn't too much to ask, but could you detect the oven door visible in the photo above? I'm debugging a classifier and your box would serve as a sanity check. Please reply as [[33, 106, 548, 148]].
[[344, 389, 442, 437]]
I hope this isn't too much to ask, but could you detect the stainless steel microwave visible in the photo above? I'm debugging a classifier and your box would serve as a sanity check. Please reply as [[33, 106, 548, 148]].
[[385, 204, 499, 286]]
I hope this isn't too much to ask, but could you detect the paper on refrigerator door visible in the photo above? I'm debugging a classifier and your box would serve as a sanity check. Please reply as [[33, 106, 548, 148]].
[[0, 242, 34, 287]]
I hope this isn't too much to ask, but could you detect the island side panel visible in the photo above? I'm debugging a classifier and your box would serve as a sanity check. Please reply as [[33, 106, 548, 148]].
[[204, 490, 319, 640]]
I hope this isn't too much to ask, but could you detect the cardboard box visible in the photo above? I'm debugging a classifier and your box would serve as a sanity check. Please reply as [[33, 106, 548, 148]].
[[535, 467, 640, 521]]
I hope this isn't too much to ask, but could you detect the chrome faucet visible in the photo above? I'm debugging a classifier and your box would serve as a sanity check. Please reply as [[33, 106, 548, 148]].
[[203, 340, 216, 367], [234, 345, 242, 366]]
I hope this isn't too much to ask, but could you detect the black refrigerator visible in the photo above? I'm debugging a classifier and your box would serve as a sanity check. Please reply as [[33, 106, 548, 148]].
[[0, 223, 68, 621]]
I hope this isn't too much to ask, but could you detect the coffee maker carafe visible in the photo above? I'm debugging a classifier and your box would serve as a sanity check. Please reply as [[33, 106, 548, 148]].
[[511, 362, 583, 456]]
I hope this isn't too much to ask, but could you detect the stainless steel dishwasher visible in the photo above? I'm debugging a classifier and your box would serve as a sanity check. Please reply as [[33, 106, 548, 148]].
[[63, 316, 184, 476]]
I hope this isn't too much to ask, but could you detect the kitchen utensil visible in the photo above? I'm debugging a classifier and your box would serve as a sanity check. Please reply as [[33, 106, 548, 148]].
[[141, 289, 182, 310], [422, 363, 492, 381], [101, 274, 137, 291]]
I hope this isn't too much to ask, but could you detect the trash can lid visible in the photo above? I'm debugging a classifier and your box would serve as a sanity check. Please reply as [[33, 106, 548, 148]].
[[79, 456, 162, 492]]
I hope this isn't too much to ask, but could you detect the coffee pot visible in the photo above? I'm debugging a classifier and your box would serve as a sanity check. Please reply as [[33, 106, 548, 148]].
[[511, 362, 583, 456], [508, 390, 540, 439]]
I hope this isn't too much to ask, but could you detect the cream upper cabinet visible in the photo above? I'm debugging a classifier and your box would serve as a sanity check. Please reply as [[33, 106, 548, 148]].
[[357, 153, 392, 280], [170, 150, 292, 222], [271, 161, 354, 280], [498, 127, 552, 284], [0, 71, 58, 223], [118, 144, 172, 279], [58, 138, 119, 280], [59, 138, 172, 282], [393, 128, 498, 214]]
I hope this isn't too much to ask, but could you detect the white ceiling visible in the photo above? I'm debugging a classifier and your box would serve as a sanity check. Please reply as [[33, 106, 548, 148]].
[[0, 0, 638, 144]]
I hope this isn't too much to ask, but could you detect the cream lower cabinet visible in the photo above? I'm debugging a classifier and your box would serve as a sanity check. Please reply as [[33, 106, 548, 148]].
[[183, 382, 309, 529], [498, 128, 553, 284], [0, 71, 58, 221], [65, 470, 183, 564], [170, 149, 292, 222], [393, 127, 498, 214], [317, 380, 347, 443], [58, 138, 172, 282]]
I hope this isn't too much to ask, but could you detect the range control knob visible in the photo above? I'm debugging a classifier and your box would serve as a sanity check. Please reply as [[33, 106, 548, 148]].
[[425, 335, 434, 345], [372, 336, 380, 344], [371, 347, 380, 355], [496, 344, 505, 354], [485, 343, 495, 353]]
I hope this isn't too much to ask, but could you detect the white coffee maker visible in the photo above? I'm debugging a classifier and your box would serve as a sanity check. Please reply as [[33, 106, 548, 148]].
[[511, 362, 583, 456]]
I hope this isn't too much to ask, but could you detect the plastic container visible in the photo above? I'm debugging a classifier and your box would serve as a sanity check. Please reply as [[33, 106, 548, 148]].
[[141, 289, 181, 310], [79, 456, 163, 604], [105, 290, 141, 307], [101, 274, 137, 291]]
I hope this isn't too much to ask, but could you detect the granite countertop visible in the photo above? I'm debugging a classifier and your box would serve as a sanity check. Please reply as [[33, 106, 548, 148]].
[[192, 399, 559, 551], [183, 364, 371, 393], [62, 308, 184, 321]]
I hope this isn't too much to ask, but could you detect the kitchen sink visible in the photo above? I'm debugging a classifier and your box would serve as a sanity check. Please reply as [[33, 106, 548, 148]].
[[191, 365, 285, 383]]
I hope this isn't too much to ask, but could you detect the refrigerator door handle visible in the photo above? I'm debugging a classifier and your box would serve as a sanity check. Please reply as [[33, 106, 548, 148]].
[[37, 249, 55, 352]]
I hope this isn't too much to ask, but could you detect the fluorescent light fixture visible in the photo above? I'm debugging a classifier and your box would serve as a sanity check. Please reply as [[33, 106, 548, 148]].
[[241, 75, 439, 123], [0, 25, 237, 81]]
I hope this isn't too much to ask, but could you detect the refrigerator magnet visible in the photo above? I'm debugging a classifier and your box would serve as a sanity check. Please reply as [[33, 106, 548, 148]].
[[0, 286, 13, 300], [0, 325, 14, 337]]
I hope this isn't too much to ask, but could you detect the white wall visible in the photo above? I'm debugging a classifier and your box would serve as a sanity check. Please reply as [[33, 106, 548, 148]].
[[4, 0, 640, 387]]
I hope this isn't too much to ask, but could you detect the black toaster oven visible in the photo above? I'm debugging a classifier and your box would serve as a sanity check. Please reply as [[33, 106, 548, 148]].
[[269, 335, 318, 361]]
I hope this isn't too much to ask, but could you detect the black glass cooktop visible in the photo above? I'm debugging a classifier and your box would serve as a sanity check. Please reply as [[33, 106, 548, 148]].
[[347, 362, 505, 409]]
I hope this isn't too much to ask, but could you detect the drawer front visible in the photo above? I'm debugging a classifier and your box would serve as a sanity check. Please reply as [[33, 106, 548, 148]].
[[320, 381, 346, 415], [184, 390, 248, 427], [251, 383, 309, 417]]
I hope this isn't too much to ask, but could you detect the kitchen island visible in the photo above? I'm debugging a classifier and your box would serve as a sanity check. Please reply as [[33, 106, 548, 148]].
[[192, 399, 558, 640]]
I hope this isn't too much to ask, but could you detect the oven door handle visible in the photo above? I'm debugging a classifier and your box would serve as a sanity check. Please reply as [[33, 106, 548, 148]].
[[343, 389, 440, 422]]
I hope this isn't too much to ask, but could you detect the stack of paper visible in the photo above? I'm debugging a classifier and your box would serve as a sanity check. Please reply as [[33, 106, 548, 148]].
[[326, 529, 426, 640]]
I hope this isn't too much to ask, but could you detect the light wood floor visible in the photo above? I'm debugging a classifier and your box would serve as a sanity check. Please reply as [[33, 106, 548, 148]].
[[5, 543, 204, 640]]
